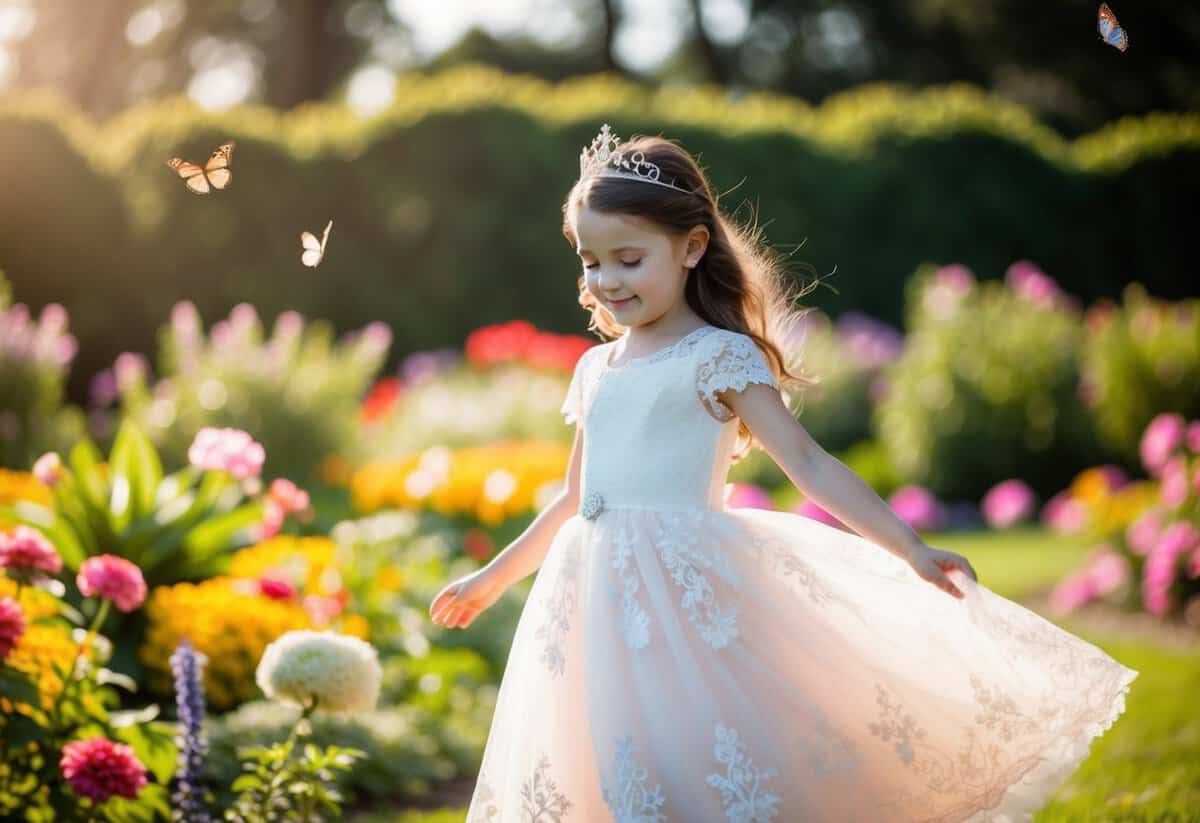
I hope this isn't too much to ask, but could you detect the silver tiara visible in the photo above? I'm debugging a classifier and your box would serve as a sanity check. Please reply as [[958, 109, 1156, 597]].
[[578, 123, 699, 196]]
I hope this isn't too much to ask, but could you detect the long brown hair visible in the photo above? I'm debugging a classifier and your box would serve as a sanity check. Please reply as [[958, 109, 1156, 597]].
[[561, 130, 821, 460]]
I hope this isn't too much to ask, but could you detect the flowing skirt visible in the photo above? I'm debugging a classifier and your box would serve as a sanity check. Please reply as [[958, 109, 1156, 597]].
[[466, 506, 1137, 822]]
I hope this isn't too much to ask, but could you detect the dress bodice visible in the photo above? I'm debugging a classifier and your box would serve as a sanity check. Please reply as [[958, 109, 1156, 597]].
[[560, 325, 780, 516]]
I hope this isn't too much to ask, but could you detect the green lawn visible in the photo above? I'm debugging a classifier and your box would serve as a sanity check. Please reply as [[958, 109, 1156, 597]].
[[351, 528, 1200, 822]]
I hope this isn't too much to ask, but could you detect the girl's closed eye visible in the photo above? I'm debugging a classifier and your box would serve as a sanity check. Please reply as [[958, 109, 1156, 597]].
[[582, 259, 641, 270]]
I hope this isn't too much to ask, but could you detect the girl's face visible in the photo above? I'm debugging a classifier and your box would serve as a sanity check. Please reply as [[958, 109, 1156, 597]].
[[572, 205, 708, 330]]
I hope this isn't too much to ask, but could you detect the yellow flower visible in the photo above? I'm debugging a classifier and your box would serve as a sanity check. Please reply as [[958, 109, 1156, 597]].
[[375, 565, 404, 592], [1069, 467, 1116, 505], [0, 578, 60, 621], [140, 577, 314, 710], [230, 535, 339, 596], [2, 624, 78, 715], [349, 440, 569, 523], [0, 468, 52, 510]]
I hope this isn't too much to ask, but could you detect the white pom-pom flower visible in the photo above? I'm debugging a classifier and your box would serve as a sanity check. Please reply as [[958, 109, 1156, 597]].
[[255, 630, 381, 714]]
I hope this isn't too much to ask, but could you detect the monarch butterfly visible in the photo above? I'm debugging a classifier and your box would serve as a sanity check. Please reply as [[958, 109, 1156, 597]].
[[301, 219, 333, 267], [165, 141, 235, 194], [1098, 3, 1128, 52]]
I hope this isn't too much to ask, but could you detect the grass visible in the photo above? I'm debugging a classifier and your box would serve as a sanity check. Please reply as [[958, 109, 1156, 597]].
[[349, 527, 1200, 823]]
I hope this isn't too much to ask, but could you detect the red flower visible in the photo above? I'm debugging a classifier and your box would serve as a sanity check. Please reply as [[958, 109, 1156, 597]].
[[463, 528, 495, 562], [60, 737, 148, 801], [77, 555, 147, 613], [0, 597, 26, 658], [362, 376, 403, 422], [258, 577, 297, 601]]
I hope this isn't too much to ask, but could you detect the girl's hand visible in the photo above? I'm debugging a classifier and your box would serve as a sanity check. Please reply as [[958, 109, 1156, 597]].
[[429, 565, 508, 630], [905, 544, 978, 600]]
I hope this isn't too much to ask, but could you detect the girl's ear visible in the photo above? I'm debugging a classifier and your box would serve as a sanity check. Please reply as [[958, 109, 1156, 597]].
[[685, 225, 710, 268]]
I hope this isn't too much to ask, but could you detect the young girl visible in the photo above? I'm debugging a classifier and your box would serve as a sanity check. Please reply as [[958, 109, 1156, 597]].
[[430, 124, 1138, 822]]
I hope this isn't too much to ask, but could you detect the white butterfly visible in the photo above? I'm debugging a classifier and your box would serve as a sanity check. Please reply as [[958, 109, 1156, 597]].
[[301, 219, 333, 267]]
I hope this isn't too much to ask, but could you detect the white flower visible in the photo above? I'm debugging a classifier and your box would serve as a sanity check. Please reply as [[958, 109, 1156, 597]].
[[255, 630, 381, 714]]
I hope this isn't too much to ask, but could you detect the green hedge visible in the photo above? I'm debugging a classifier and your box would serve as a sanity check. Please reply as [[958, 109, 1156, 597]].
[[1, 65, 1197, 405]]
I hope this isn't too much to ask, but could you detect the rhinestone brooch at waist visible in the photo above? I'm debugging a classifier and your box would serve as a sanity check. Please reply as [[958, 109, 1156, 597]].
[[580, 491, 604, 520]]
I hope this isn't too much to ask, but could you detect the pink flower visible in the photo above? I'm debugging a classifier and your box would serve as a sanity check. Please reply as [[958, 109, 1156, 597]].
[[923, 265, 975, 317], [0, 525, 63, 583], [60, 737, 148, 801], [1160, 456, 1190, 508], [1187, 545, 1200, 580], [77, 555, 147, 613], [1139, 413, 1186, 475], [1049, 573, 1095, 615], [268, 478, 311, 514], [1004, 260, 1062, 308], [1085, 548, 1129, 596], [724, 483, 774, 510], [1187, 421, 1200, 455], [794, 498, 847, 530], [255, 498, 286, 541], [1153, 521, 1199, 561], [0, 597, 26, 658], [1095, 464, 1129, 491], [1041, 491, 1087, 534], [302, 593, 346, 626], [1126, 509, 1163, 556], [187, 427, 266, 479], [888, 485, 947, 532], [981, 479, 1036, 529], [33, 452, 64, 487], [258, 577, 296, 601]]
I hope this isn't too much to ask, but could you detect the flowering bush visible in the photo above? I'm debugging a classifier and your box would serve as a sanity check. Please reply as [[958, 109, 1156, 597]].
[[97, 300, 390, 484], [0, 420, 311, 589], [980, 479, 1037, 529], [350, 441, 571, 527], [1046, 413, 1200, 620], [1079, 284, 1200, 464], [875, 261, 1100, 500], [348, 321, 595, 467], [0, 271, 87, 470], [0, 549, 176, 819]]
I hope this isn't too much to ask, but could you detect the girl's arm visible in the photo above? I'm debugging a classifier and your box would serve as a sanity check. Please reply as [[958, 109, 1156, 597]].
[[721, 384, 975, 596], [483, 424, 584, 588]]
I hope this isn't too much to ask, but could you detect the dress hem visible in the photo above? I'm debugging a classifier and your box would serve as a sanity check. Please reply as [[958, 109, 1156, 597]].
[[956, 664, 1139, 823]]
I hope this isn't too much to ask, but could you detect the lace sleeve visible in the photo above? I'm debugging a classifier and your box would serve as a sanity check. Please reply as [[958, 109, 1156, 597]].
[[695, 332, 780, 422], [560, 346, 594, 425]]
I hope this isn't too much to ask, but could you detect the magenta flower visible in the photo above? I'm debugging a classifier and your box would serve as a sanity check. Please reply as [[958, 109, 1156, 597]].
[[794, 498, 847, 530], [1153, 521, 1200, 561], [60, 737, 148, 802], [724, 483, 774, 510], [888, 485, 947, 532], [0, 597, 26, 658], [1139, 413, 1186, 475], [1095, 464, 1129, 491], [77, 555, 147, 613], [1160, 456, 1190, 508], [1040, 491, 1087, 534], [0, 525, 63, 583], [187, 427, 266, 479], [32, 452, 64, 487], [981, 479, 1036, 529], [268, 478, 311, 514]]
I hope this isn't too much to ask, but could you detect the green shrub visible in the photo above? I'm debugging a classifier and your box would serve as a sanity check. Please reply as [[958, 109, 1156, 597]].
[[874, 263, 1101, 500], [1079, 284, 1200, 464]]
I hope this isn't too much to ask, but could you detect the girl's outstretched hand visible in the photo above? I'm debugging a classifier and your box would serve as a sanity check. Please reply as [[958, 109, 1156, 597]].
[[905, 544, 978, 600], [429, 565, 508, 630]]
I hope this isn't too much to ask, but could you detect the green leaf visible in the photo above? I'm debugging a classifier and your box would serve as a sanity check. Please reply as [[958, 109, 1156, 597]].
[[68, 438, 109, 511], [109, 704, 159, 728], [96, 668, 139, 693], [231, 774, 265, 793], [108, 418, 163, 533], [114, 720, 178, 786], [0, 669, 40, 705]]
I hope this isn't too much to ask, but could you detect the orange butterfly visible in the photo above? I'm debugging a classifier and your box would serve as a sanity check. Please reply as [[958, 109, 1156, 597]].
[[165, 141, 235, 194]]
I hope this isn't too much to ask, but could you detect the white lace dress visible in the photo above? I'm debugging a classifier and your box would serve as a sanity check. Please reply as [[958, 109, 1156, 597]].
[[466, 324, 1137, 823]]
